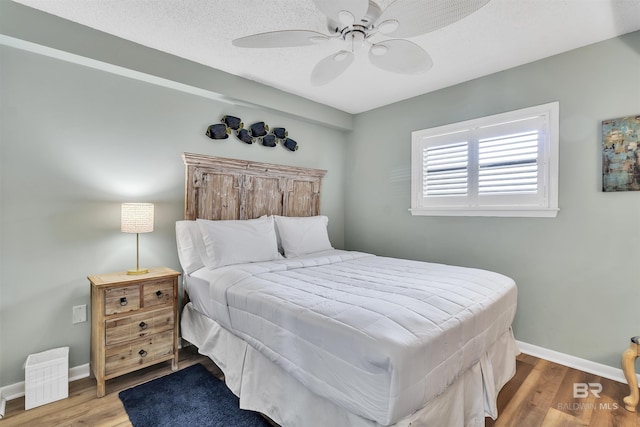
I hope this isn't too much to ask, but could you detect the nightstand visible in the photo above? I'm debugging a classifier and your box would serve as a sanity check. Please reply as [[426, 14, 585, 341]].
[[88, 267, 180, 397]]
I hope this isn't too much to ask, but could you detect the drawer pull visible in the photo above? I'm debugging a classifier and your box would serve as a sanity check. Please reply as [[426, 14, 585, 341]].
[[155, 290, 163, 299], [138, 349, 147, 357], [139, 321, 148, 330], [120, 297, 128, 306]]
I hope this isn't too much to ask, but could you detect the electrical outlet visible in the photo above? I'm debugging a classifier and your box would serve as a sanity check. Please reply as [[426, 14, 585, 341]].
[[73, 304, 87, 324]]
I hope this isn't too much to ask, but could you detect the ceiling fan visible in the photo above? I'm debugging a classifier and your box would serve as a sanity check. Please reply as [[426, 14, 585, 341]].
[[232, 0, 491, 86]]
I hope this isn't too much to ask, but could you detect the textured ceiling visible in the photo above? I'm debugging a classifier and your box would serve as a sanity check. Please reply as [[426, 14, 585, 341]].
[[13, 0, 640, 114]]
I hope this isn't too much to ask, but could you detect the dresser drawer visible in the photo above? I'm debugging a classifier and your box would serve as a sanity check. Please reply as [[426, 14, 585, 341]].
[[105, 307, 174, 345], [105, 330, 174, 376], [104, 285, 140, 315], [89, 267, 180, 397], [143, 278, 174, 308]]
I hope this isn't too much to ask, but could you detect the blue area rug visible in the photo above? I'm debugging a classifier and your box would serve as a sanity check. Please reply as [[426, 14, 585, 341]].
[[119, 363, 271, 427]]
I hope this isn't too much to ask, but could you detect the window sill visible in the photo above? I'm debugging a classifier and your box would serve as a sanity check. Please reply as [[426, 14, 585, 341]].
[[409, 207, 559, 218]]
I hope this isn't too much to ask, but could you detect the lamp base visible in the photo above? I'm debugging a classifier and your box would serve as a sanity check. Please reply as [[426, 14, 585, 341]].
[[127, 268, 149, 275]]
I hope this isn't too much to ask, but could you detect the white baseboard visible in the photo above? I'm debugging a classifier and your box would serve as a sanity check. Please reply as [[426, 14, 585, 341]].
[[0, 363, 90, 401], [516, 340, 640, 384], [0, 343, 186, 402]]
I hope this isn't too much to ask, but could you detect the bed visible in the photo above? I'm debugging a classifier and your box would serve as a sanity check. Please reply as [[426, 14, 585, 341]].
[[177, 153, 518, 427]]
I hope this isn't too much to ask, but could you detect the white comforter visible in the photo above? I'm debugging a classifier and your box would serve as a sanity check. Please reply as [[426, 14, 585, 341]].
[[187, 250, 517, 425]]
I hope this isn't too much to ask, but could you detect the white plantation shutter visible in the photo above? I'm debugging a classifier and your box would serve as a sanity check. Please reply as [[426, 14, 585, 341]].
[[478, 131, 539, 195], [423, 141, 468, 197], [411, 102, 559, 217]]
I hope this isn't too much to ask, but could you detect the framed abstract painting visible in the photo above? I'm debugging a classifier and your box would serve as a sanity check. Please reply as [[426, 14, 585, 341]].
[[602, 115, 640, 192]]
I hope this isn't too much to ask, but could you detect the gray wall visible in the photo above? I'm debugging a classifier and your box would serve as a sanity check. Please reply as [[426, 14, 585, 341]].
[[2, 0, 640, 390], [0, 44, 347, 386], [345, 31, 640, 368], [0, 1, 352, 132]]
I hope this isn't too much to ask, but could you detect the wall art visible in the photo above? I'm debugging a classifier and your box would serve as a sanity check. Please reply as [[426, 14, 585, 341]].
[[261, 134, 277, 147], [602, 115, 640, 192], [283, 137, 299, 151], [249, 121, 268, 137], [222, 115, 243, 130], [205, 123, 230, 139], [205, 115, 300, 152], [273, 127, 288, 139], [236, 128, 254, 144]]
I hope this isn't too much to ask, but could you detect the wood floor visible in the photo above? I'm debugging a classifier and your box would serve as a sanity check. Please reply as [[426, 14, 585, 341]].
[[487, 353, 640, 427], [2, 346, 221, 427], [3, 349, 640, 426]]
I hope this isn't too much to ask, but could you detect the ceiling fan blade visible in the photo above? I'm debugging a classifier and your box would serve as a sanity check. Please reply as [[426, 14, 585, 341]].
[[377, 0, 491, 38], [310, 50, 355, 86], [312, 0, 370, 25], [232, 30, 329, 48], [368, 39, 433, 74]]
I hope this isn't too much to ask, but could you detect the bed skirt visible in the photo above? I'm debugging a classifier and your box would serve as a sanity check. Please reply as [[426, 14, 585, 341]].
[[181, 302, 518, 427]]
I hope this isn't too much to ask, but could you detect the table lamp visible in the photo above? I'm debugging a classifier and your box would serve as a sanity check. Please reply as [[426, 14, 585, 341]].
[[121, 202, 154, 275]]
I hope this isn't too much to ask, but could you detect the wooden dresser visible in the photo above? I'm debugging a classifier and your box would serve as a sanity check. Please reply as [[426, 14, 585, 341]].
[[88, 267, 180, 397]]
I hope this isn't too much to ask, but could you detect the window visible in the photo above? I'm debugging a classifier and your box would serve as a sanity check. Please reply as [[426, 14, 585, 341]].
[[411, 102, 559, 217]]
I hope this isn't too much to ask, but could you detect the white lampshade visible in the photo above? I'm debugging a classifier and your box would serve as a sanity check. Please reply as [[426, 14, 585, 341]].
[[121, 203, 154, 234]]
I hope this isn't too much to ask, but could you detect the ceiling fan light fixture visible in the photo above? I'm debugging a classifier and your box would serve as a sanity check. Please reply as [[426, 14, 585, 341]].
[[370, 44, 388, 56], [311, 50, 354, 86], [308, 35, 329, 43], [377, 19, 399, 35], [338, 10, 355, 27], [333, 50, 351, 62]]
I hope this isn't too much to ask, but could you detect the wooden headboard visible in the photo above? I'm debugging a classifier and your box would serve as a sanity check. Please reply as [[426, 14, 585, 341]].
[[182, 153, 327, 220]]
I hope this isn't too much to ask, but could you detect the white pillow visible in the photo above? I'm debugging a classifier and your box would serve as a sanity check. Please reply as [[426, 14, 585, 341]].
[[197, 216, 281, 268], [273, 215, 333, 258], [175, 220, 207, 274]]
